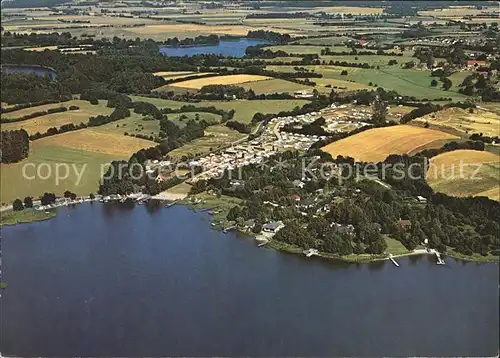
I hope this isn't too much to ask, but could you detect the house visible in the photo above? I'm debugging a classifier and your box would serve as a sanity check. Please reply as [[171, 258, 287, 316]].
[[230, 180, 245, 190], [292, 194, 301, 202], [292, 179, 305, 188], [294, 90, 314, 99], [330, 222, 355, 236], [242, 219, 255, 230], [263, 221, 283, 233], [296, 198, 315, 209], [398, 219, 412, 231], [416, 195, 427, 204], [467, 60, 487, 68]]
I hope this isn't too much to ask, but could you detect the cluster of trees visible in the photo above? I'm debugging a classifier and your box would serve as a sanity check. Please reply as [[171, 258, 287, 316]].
[[12, 196, 34, 211], [320, 47, 403, 57], [225, 120, 251, 134], [163, 34, 221, 47], [415, 140, 485, 158], [281, 117, 330, 137], [247, 30, 291, 44], [400, 101, 475, 124], [199, 85, 247, 100], [470, 133, 499, 144], [98, 159, 182, 196], [1, 129, 29, 163], [458, 73, 499, 101]]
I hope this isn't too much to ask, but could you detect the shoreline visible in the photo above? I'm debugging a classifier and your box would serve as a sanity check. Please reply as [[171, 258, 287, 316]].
[[3, 198, 498, 264]]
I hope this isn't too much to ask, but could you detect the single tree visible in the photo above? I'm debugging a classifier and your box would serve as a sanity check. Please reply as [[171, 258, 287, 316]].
[[12, 199, 24, 211], [23, 196, 33, 208], [371, 96, 388, 125]]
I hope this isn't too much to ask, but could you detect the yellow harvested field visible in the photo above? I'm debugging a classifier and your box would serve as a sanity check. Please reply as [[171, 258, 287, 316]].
[[321, 125, 458, 162], [35, 129, 154, 157], [128, 24, 298, 37], [24, 45, 58, 51], [312, 6, 384, 14], [1, 100, 114, 135], [153, 71, 196, 77], [427, 150, 500, 200], [476, 187, 500, 201], [413, 107, 500, 137], [170, 74, 271, 89]]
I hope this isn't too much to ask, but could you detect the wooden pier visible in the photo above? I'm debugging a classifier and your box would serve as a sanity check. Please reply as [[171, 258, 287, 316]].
[[388, 254, 400, 267]]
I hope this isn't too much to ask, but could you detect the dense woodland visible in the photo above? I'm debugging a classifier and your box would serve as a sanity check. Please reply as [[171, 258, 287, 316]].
[[1, 129, 29, 163], [200, 149, 499, 257]]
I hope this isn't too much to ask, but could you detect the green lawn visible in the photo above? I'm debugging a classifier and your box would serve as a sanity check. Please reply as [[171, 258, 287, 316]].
[[385, 237, 411, 255], [0, 208, 56, 227], [194, 99, 310, 124], [291, 36, 354, 46], [130, 96, 191, 109], [240, 78, 311, 94], [321, 53, 415, 66], [95, 111, 221, 138], [1, 143, 120, 204], [266, 45, 327, 54], [167, 112, 221, 128]]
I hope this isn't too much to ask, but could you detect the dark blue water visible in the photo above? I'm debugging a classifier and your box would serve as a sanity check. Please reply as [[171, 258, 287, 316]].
[[1, 203, 498, 357], [2, 65, 56, 80], [159, 38, 269, 57]]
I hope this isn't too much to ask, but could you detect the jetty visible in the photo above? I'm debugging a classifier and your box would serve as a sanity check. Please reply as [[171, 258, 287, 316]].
[[304, 249, 320, 258], [435, 252, 445, 265], [223, 224, 236, 233], [388, 253, 400, 267]]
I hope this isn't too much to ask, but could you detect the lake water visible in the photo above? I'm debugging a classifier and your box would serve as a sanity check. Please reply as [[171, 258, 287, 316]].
[[159, 38, 269, 57], [1, 203, 498, 357], [2, 64, 56, 80]]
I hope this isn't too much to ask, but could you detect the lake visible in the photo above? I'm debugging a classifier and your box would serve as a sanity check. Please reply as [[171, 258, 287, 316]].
[[1, 203, 498, 357], [159, 38, 269, 58], [1, 64, 57, 80]]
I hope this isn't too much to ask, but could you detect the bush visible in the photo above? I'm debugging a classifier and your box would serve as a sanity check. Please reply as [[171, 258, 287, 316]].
[[69, 105, 80, 110]]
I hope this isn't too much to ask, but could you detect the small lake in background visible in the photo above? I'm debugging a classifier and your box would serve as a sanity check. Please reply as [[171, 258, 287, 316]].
[[1, 203, 498, 357], [1, 64, 57, 80], [159, 38, 269, 57]]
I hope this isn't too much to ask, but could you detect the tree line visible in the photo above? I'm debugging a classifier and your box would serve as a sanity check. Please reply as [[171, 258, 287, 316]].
[[1, 105, 79, 124]]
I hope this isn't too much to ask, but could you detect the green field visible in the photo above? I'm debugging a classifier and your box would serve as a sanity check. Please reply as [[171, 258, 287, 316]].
[[291, 36, 354, 46], [266, 45, 327, 55], [129, 96, 191, 109], [193, 99, 311, 124], [1, 99, 113, 135], [96, 111, 221, 138], [241, 78, 311, 94], [288, 65, 468, 101], [0, 144, 119, 204], [168, 125, 245, 159]]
